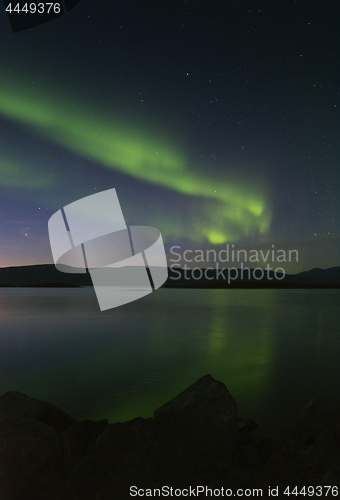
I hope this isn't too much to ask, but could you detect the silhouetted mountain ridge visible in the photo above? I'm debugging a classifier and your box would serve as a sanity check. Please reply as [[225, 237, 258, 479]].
[[0, 264, 339, 287]]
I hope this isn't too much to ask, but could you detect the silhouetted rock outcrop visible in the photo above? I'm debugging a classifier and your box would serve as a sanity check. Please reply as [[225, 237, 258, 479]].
[[291, 397, 340, 470], [0, 377, 340, 499], [153, 374, 237, 460], [0, 391, 76, 432], [0, 413, 66, 499]]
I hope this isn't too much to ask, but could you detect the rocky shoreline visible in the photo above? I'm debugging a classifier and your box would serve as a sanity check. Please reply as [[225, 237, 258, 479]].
[[0, 375, 339, 499]]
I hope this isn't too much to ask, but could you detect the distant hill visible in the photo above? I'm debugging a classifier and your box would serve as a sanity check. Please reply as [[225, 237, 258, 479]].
[[0, 264, 92, 287], [0, 264, 339, 288], [165, 266, 340, 288], [286, 267, 340, 285]]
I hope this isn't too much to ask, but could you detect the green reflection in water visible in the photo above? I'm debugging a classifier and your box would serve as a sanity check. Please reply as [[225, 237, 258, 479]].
[[204, 291, 274, 409], [87, 290, 275, 423]]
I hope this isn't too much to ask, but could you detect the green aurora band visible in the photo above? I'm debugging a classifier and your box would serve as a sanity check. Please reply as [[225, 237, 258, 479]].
[[0, 76, 271, 243]]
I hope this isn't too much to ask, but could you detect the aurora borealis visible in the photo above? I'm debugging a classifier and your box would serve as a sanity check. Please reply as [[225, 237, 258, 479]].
[[0, 0, 338, 271], [0, 75, 270, 246], [0, 0, 339, 454]]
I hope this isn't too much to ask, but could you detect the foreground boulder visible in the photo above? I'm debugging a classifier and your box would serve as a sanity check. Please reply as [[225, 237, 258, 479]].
[[1, 377, 340, 499], [153, 374, 238, 460], [62, 418, 109, 473], [0, 413, 66, 499], [0, 391, 76, 432], [66, 416, 159, 499], [291, 397, 340, 470], [67, 375, 238, 498]]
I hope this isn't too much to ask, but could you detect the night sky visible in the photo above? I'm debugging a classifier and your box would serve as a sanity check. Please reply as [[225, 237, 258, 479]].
[[0, 0, 338, 273]]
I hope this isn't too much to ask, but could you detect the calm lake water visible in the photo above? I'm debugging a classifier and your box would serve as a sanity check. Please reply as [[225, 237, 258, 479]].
[[0, 287, 339, 437]]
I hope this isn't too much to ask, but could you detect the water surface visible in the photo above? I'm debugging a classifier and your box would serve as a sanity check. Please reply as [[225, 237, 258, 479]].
[[0, 287, 339, 437]]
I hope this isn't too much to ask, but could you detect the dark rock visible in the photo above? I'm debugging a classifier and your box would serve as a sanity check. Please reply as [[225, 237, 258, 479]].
[[67, 417, 160, 500], [62, 419, 109, 472], [290, 397, 340, 470], [319, 469, 340, 487], [237, 441, 264, 469], [153, 374, 238, 461], [0, 413, 68, 500], [237, 418, 258, 433], [67, 375, 238, 497], [257, 436, 284, 462], [0, 391, 76, 433], [293, 397, 340, 445], [2, 378, 340, 499], [256, 448, 310, 491]]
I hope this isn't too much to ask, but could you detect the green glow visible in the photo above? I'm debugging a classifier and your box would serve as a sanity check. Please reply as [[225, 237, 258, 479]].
[[247, 201, 264, 216], [205, 290, 273, 408], [0, 155, 53, 188], [207, 231, 228, 244], [0, 74, 272, 241], [81, 290, 274, 423]]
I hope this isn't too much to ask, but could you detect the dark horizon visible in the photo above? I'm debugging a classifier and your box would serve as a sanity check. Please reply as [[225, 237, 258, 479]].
[[0, 262, 339, 289]]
